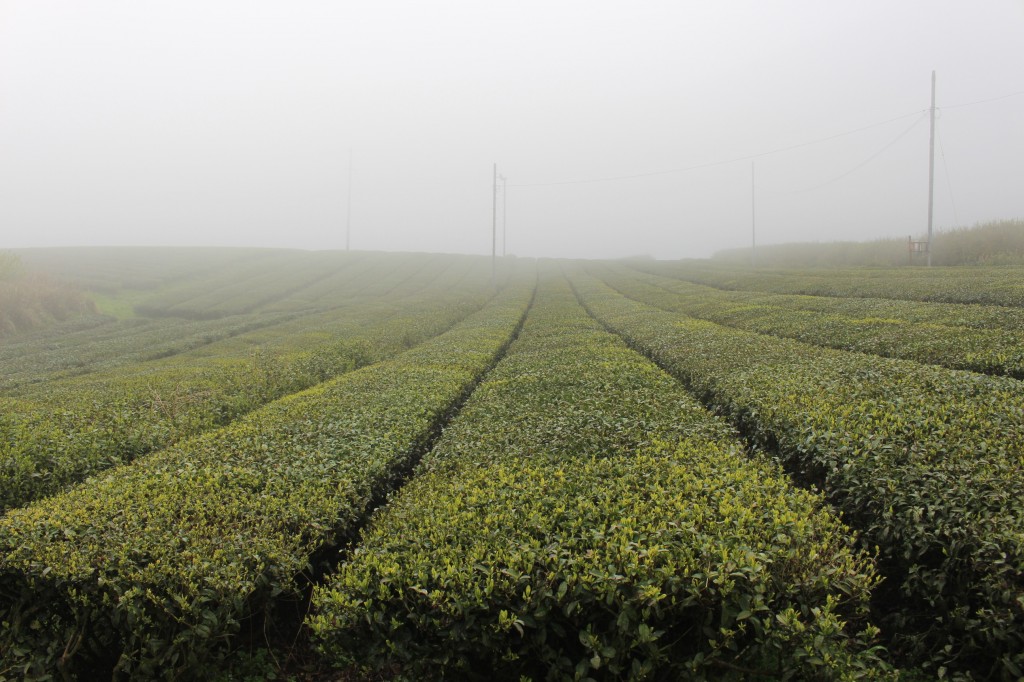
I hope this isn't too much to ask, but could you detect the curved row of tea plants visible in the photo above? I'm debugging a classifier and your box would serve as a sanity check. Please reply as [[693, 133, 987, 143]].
[[0, 252, 476, 386], [0, 263, 499, 512], [592, 263, 1024, 379], [571, 272, 1024, 679], [131, 251, 492, 320], [256, 252, 417, 312], [1, 253, 500, 400], [0, 276, 535, 680], [130, 250, 352, 319], [0, 252, 489, 390], [627, 261, 1024, 308], [309, 276, 890, 680], [0, 312, 303, 393], [14, 247, 276, 295]]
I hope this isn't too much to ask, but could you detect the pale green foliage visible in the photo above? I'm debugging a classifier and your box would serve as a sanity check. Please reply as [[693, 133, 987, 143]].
[[310, 276, 891, 679], [0, 256, 501, 510], [597, 262, 1024, 378], [0, 276, 535, 678], [2, 252, 1020, 679], [573, 269, 1024, 678], [709, 218, 1024, 267], [641, 258, 1024, 307], [0, 253, 96, 337], [0, 251, 23, 280]]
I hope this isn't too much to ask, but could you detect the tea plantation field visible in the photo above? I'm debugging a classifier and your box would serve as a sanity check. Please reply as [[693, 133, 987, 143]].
[[0, 249, 1021, 680]]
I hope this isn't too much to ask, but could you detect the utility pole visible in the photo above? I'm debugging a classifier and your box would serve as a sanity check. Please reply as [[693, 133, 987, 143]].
[[751, 161, 756, 268], [345, 150, 353, 251], [927, 70, 937, 267], [492, 163, 497, 288]]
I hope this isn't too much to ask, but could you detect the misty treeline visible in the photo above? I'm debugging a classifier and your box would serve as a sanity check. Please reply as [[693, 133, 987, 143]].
[[0, 251, 97, 337], [712, 219, 1024, 267]]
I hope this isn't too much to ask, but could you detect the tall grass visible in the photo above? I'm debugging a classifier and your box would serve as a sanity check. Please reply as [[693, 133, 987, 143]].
[[932, 219, 1024, 265], [711, 219, 1024, 267], [0, 253, 98, 336], [0, 252, 24, 280]]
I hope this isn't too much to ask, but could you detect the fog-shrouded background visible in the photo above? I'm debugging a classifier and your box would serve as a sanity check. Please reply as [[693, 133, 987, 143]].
[[1, 1, 1022, 260]]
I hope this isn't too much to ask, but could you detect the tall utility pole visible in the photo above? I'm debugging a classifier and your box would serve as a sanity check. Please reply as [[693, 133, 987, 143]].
[[492, 163, 497, 288], [927, 70, 937, 267], [751, 161, 756, 268], [500, 174, 507, 257], [345, 151, 353, 251]]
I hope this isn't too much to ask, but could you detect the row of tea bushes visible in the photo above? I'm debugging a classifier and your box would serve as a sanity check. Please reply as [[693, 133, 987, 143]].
[[0, 263, 499, 512], [593, 264, 1024, 379], [0, 311, 300, 393], [0, 277, 535, 680], [130, 250, 353, 319], [257, 252, 437, 312], [14, 247, 284, 295], [309, 276, 890, 680], [571, 272, 1024, 679], [629, 261, 1024, 308], [132, 252, 499, 320], [0, 251, 486, 390]]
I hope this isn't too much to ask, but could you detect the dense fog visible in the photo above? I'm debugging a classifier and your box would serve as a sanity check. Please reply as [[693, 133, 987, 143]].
[[1, 1, 1022, 259]]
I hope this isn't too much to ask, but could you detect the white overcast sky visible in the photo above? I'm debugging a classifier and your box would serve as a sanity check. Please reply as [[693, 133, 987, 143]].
[[1, 1, 1022, 259]]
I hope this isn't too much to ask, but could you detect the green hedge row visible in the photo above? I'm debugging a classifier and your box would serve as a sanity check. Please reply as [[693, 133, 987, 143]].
[[132, 251, 496, 319], [130, 250, 352, 319], [309, 276, 890, 680], [0, 311, 300, 392], [0, 272, 495, 513], [14, 247, 285, 296], [571, 272, 1024, 679], [628, 261, 1024, 308], [594, 263, 1024, 379], [0, 252, 491, 391], [0, 275, 535, 680]]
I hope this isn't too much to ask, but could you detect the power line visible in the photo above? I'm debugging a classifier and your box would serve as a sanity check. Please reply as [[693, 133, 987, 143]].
[[786, 113, 928, 194], [507, 86, 1024, 189], [508, 110, 926, 188], [942, 89, 1024, 110]]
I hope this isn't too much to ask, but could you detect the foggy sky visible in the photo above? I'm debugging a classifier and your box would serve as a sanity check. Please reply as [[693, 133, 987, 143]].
[[1, 1, 1022, 260]]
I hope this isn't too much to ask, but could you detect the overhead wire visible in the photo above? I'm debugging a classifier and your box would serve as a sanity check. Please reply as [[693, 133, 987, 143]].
[[785, 112, 928, 194], [507, 86, 1024, 190], [928, 86, 1024, 226], [942, 89, 1024, 110], [508, 109, 927, 188]]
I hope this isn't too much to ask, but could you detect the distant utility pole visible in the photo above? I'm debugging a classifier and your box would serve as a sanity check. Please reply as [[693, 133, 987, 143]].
[[927, 70, 937, 267], [492, 163, 497, 288], [345, 150, 353, 251], [751, 161, 757, 267], [500, 174, 508, 257]]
